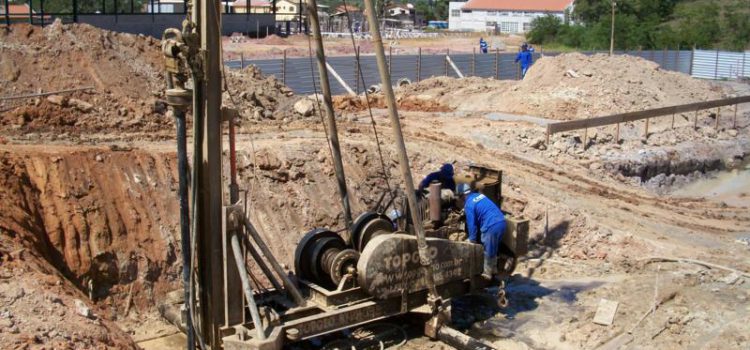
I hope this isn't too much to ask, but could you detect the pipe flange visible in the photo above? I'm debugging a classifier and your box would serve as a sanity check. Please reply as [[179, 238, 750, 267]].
[[329, 249, 360, 286], [165, 88, 193, 108]]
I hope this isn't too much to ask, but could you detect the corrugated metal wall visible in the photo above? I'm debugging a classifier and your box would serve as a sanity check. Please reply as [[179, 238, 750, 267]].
[[691, 50, 750, 80]]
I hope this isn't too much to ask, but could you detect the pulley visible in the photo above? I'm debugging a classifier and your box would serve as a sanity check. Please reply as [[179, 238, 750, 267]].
[[351, 211, 395, 252], [294, 229, 349, 289]]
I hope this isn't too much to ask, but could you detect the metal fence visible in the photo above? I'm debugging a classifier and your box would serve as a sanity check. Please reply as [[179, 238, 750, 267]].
[[228, 49, 696, 96], [691, 50, 750, 80]]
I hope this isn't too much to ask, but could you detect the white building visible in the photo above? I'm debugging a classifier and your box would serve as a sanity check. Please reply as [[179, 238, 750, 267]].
[[448, 0, 574, 33]]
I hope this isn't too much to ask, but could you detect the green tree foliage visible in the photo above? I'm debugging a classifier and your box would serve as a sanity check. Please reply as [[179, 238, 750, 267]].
[[527, 0, 749, 51]]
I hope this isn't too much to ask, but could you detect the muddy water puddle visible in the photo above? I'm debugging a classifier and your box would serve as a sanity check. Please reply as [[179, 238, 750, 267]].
[[672, 162, 750, 207]]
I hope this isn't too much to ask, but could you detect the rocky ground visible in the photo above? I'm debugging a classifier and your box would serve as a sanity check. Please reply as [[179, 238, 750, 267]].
[[1, 22, 749, 350]]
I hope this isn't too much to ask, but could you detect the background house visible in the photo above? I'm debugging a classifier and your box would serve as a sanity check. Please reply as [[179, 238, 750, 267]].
[[448, 0, 574, 33]]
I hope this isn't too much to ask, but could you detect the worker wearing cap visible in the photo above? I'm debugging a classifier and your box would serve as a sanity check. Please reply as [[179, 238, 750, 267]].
[[514, 43, 533, 79], [418, 163, 456, 193], [457, 183, 506, 280]]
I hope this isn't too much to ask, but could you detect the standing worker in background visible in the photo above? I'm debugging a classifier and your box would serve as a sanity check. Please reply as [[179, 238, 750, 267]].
[[457, 183, 506, 280], [479, 37, 488, 54], [515, 43, 533, 79]]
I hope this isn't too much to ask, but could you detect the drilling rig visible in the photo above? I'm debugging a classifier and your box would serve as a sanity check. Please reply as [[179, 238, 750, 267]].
[[159, 0, 528, 349]]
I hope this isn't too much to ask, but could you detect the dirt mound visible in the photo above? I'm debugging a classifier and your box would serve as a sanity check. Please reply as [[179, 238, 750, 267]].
[[0, 21, 170, 136], [332, 94, 453, 113], [224, 65, 301, 122], [397, 53, 726, 120]]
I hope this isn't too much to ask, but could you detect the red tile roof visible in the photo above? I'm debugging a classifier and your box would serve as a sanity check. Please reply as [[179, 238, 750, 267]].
[[233, 0, 271, 7], [462, 0, 573, 12]]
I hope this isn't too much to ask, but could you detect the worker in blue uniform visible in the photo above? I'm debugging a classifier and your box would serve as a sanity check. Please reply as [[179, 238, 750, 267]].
[[457, 183, 506, 280], [418, 163, 456, 193], [514, 43, 534, 79], [479, 37, 488, 54]]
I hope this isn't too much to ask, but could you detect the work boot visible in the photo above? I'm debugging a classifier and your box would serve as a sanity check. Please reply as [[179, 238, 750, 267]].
[[482, 256, 498, 280]]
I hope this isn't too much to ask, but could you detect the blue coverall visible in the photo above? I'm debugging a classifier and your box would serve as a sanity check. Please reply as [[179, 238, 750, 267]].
[[515, 50, 533, 78], [465, 192, 506, 259], [479, 39, 488, 54], [418, 163, 456, 192]]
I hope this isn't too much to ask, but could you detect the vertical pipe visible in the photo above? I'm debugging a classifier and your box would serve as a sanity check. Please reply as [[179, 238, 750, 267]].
[[494, 48, 499, 79], [428, 182, 442, 223], [4, 0, 9, 26], [715, 107, 720, 129], [416, 47, 421, 83], [444, 48, 449, 76], [242, 219, 306, 306], [671, 113, 675, 129], [362, 0, 439, 302], [282, 49, 287, 85], [229, 118, 239, 203], [174, 107, 195, 350], [307, 0, 353, 238], [40, 0, 44, 26], [240, 52, 245, 69], [644, 117, 649, 137], [615, 122, 620, 143], [583, 128, 588, 150], [230, 233, 265, 340]]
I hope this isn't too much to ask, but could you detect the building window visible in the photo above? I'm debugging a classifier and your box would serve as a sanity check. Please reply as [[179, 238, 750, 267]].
[[500, 12, 509, 16], [501, 21, 518, 33], [523, 22, 533, 31], [487, 11, 497, 16], [462, 9, 472, 13], [486, 21, 497, 27], [512, 11, 521, 17], [289, 6, 295, 12], [525, 12, 534, 17], [451, 9, 460, 17]]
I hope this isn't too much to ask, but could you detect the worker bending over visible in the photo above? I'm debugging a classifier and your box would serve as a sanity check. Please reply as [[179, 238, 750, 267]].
[[458, 183, 506, 280], [418, 163, 456, 193]]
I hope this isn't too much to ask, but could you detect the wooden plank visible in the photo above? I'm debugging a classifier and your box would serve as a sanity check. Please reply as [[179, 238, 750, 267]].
[[548, 95, 750, 135]]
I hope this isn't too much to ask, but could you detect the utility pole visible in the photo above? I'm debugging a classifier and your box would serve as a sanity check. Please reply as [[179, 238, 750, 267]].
[[609, 1, 616, 56], [306, 0, 354, 241]]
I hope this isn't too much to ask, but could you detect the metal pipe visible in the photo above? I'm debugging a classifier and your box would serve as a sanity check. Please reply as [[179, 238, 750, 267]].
[[174, 106, 195, 350], [362, 0, 440, 303], [437, 325, 497, 350], [307, 0, 354, 240], [242, 217, 306, 306], [241, 233, 284, 292], [230, 233, 266, 340], [229, 116, 239, 204], [428, 182, 441, 223]]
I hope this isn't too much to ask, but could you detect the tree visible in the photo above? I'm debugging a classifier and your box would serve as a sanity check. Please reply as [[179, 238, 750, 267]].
[[527, 15, 563, 44]]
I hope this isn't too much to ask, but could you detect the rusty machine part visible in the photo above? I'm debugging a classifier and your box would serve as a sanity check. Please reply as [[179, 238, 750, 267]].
[[294, 229, 349, 289], [351, 211, 395, 252], [428, 182, 442, 223]]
